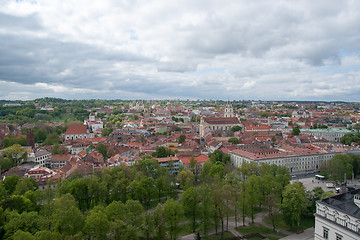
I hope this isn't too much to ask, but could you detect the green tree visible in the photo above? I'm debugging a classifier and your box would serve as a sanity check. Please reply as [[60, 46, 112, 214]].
[[153, 204, 166, 240], [199, 184, 213, 237], [181, 187, 200, 233], [51, 194, 84, 236], [228, 137, 239, 144], [84, 209, 110, 240], [291, 125, 301, 135], [96, 143, 108, 160], [0, 144, 27, 171], [105, 201, 126, 221], [13, 230, 35, 240], [320, 155, 353, 182], [2, 175, 20, 194], [102, 128, 113, 136], [246, 175, 261, 223], [177, 170, 195, 190], [281, 182, 307, 227], [34, 230, 61, 240], [209, 150, 230, 164], [178, 134, 186, 144], [124, 200, 145, 232], [321, 191, 336, 199], [13, 177, 37, 195], [231, 125, 242, 132], [163, 198, 184, 240]]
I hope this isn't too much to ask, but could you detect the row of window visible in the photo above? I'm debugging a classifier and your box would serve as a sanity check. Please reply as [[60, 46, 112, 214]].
[[323, 227, 343, 240], [318, 210, 360, 233]]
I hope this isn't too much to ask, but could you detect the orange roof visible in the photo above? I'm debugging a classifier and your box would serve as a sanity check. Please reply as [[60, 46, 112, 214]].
[[180, 154, 209, 164]]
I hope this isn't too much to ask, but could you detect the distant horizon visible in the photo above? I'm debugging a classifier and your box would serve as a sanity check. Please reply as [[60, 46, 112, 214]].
[[1, 97, 359, 104]]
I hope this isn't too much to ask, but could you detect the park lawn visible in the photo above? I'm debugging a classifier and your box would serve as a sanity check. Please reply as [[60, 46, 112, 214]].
[[206, 231, 235, 240], [236, 224, 286, 240], [263, 215, 315, 232]]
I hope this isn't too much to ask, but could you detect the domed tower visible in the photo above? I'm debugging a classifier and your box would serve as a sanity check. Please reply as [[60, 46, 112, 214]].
[[224, 102, 234, 118]]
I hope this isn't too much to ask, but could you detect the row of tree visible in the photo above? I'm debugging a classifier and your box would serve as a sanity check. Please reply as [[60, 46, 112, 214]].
[[1, 151, 342, 239]]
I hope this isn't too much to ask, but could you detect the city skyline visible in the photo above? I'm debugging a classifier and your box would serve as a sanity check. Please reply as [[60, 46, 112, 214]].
[[1, 0, 360, 101]]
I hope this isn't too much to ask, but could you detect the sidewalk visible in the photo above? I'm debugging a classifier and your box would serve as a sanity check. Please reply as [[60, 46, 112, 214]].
[[279, 227, 314, 240]]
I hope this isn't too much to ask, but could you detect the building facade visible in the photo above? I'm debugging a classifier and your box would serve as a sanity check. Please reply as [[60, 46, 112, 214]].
[[230, 146, 360, 173], [302, 129, 352, 143], [315, 189, 360, 240]]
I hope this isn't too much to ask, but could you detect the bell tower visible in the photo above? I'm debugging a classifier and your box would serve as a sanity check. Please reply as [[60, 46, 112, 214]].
[[224, 102, 234, 118]]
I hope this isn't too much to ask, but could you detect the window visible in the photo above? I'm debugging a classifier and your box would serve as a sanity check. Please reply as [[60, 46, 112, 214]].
[[323, 227, 329, 239], [336, 233, 342, 240]]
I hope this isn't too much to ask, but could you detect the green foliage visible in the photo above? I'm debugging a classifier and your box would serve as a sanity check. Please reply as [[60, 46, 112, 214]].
[[281, 182, 306, 227], [2, 175, 20, 195], [291, 125, 301, 135], [340, 133, 360, 146], [177, 170, 195, 190], [209, 150, 230, 164], [0, 144, 27, 170], [321, 191, 336, 199], [320, 154, 354, 181], [163, 198, 184, 240], [152, 146, 175, 158], [178, 134, 186, 144], [95, 143, 107, 159], [101, 127, 113, 136], [231, 125, 242, 132], [84, 209, 110, 239], [3, 137, 28, 148], [228, 137, 239, 144]]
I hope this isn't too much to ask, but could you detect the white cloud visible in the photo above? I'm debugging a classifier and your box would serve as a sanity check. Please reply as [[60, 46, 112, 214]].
[[0, 0, 360, 101]]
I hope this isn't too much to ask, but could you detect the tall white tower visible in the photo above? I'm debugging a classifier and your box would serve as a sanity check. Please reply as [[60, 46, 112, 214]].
[[224, 102, 234, 118]]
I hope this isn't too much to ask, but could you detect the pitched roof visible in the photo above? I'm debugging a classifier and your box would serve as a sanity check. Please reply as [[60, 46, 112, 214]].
[[203, 117, 240, 125], [180, 154, 209, 164], [51, 154, 72, 162], [65, 125, 88, 135]]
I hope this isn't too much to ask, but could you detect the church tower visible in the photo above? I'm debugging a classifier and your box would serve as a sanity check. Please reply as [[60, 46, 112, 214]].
[[224, 102, 234, 118]]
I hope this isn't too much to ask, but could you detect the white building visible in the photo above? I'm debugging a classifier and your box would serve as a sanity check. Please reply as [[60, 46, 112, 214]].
[[84, 113, 103, 132], [64, 125, 94, 141], [315, 189, 360, 240], [302, 128, 352, 143], [34, 149, 52, 167], [229, 145, 360, 173]]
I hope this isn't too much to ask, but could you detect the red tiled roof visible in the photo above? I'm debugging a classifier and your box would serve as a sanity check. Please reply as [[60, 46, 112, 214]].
[[154, 156, 180, 162], [65, 125, 87, 135], [203, 117, 240, 125], [180, 154, 209, 164]]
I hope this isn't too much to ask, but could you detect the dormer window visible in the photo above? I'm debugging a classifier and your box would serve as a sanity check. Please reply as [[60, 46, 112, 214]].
[[354, 194, 360, 208]]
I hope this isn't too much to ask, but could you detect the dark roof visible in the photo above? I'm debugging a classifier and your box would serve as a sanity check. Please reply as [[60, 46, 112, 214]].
[[203, 117, 240, 125], [319, 188, 360, 219]]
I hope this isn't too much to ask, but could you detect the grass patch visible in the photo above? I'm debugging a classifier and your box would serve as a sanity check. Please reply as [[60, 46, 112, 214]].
[[236, 224, 286, 240], [263, 215, 315, 232], [206, 231, 235, 240]]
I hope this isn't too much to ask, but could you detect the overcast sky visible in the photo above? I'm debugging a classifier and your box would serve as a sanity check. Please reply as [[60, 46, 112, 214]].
[[0, 0, 360, 101]]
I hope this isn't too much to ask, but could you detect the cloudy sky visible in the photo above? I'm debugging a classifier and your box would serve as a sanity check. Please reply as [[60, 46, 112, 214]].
[[1, 0, 360, 101]]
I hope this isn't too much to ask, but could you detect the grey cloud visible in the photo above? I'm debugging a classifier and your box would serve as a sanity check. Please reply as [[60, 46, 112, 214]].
[[0, 12, 42, 30]]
